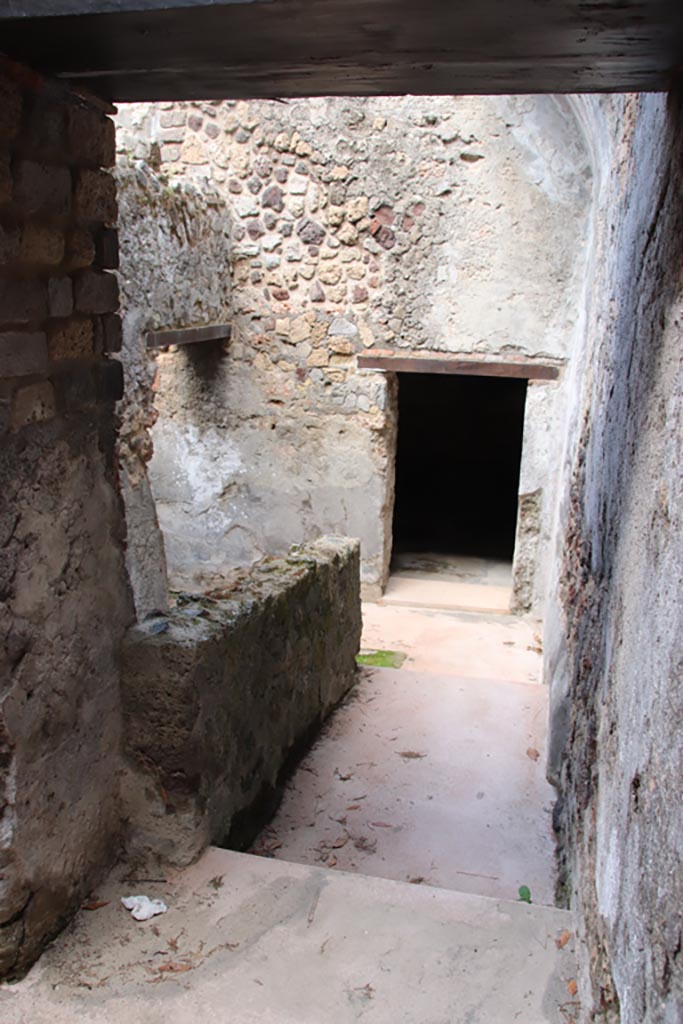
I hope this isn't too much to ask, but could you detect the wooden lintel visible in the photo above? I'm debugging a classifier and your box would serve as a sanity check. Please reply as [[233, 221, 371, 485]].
[[146, 323, 231, 350], [357, 351, 560, 382]]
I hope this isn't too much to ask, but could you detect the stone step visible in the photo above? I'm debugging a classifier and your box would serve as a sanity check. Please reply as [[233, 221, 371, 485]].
[[380, 574, 513, 615], [2, 848, 579, 1024]]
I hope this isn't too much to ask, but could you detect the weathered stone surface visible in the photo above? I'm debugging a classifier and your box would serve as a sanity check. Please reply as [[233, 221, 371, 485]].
[[73, 168, 117, 223], [114, 154, 232, 617], [120, 538, 361, 867], [13, 161, 71, 217], [297, 217, 325, 245], [47, 277, 73, 318], [116, 95, 591, 603], [74, 269, 119, 314], [545, 93, 683, 1024], [261, 184, 284, 212], [0, 279, 47, 325], [0, 64, 132, 983], [0, 331, 48, 377]]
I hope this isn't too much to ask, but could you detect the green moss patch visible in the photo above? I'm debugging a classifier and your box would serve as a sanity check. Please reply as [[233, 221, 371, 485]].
[[356, 649, 407, 669]]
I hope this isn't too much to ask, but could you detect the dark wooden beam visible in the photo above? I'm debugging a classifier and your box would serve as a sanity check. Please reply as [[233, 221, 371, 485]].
[[357, 351, 561, 381], [146, 323, 231, 349], [0, 0, 681, 101]]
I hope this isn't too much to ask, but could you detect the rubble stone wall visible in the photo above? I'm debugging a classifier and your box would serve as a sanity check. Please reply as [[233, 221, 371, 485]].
[[116, 96, 592, 608], [0, 60, 133, 976], [115, 156, 232, 617], [546, 92, 683, 1022], [120, 537, 361, 867]]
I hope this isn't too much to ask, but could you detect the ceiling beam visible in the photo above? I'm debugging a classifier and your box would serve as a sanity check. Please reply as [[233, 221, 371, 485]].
[[0, 0, 681, 101]]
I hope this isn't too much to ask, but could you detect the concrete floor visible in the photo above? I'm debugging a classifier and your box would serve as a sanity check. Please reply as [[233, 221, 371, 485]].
[[0, 579, 576, 1023], [1, 848, 579, 1024], [250, 597, 555, 904], [361, 601, 543, 681], [385, 552, 513, 614], [250, 668, 555, 903]]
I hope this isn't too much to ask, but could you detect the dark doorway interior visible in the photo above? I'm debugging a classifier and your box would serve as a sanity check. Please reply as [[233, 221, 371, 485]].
[[392, 372, 527, 561]]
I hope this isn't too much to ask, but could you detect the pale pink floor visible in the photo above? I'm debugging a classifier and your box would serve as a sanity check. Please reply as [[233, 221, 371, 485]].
[[251, 601, 556, 906]]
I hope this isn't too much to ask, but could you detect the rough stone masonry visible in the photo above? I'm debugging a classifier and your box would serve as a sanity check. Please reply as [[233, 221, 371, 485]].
[[120, 537, 361, 869], [115, 96, 592, 613], [0, 59, 133, 977]]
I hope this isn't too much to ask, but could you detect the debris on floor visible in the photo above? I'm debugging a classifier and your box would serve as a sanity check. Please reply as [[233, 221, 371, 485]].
[[120, 895, 168, 921]]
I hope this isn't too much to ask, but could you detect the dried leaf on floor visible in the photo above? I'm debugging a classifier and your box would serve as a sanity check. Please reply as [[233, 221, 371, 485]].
[[369, 821, 394, 828], [82, 900, 109, 911], [526, 747, 540, 761], [397, 750, 426, 759], [353, 835, 377, 853], [556, 929, 572, 949], [346, 804, 361, 811], [335, 769, 354, 781], [567, 979, 578, 997], [158, 962, 194, 974], [408, 876, 425, 884]]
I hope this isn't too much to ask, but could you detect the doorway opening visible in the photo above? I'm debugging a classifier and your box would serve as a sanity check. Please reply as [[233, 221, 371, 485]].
[[390, 372, 527, 592]]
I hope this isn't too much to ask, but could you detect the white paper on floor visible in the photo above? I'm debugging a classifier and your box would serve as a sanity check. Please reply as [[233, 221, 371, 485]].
[[121, 895, 168, 921]]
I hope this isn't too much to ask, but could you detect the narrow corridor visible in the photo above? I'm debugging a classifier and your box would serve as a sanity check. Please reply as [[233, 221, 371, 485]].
[[250, 589, 556, 906]]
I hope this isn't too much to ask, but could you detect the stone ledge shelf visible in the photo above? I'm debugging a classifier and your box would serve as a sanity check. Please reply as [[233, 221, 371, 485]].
[[120, 536, 361, 869], [358, 350, 561, 381], [146, 323, 232, 349]]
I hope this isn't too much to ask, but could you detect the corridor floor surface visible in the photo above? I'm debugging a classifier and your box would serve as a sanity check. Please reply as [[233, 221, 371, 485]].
[[250, 599, 556, 905]]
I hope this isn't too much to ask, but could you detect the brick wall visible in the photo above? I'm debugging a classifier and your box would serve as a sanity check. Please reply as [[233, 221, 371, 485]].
[[0, 59, 133, 977]]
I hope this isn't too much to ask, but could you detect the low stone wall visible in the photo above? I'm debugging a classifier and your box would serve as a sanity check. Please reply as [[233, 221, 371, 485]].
[[120, 537, 361, 867]]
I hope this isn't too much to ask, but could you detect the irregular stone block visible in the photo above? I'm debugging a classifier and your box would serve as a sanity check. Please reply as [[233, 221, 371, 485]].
[[73, 168, 117, 224], [0, 331, 48, 377], [47, 317, 94, 360], [120, 537, 361, 867], [74, 269, 119, 314], [47, 276, 73, 318], [0, 279, 47, 325], [13, 160, 71, 217]]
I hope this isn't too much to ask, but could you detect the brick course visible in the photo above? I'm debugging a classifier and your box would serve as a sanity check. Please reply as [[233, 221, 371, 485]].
[[0, 59, 121, 435]]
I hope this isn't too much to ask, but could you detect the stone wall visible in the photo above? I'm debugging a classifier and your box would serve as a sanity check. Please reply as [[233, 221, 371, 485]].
[[120, 537, 361, 868], [547, 92, 683, 1022], [0, 60, 133, 976], [116, 96, 592, 608], [115, 156, 231, 617]]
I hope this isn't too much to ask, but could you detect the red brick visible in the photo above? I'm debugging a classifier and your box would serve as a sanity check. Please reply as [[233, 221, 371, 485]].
[[374, 204, 394, 226], [0, 331, 48, 377]]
